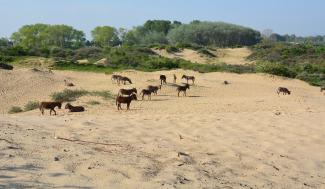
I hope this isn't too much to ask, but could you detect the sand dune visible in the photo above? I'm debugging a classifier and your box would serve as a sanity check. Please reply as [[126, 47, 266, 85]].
[[153, 47, 253, 65], [0, 68, 325, 188]]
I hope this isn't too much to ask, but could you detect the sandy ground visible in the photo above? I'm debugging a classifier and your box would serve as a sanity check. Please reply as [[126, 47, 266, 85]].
[[153, 48, 253, 65], [0, 68, 325, 189]]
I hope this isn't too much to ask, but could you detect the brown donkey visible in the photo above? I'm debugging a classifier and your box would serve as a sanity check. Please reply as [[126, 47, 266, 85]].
[[140, 89, 152, 100], [65, 103, 85, 112], [177, 84, 190, 97], [160, 75, 167, 85], [118, 88, 137, 96], [147, 85, 161, 95], [182, 75, 195, 84], [116, 94, 138, 110], [39, 102, 62, 115], [277, 87, 291, 95]]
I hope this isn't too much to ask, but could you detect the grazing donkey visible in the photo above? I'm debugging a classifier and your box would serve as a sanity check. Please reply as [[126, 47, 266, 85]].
[[39, 102, 62, 115], [173, 74, 177, 83], [116, 94, 138, 110], [277, 87, 291, 95], [119, 76, 132, 85], [65, 103, 85, 112], [160, 75, 167, 85], [111, 74, 122, 83], [118, 88, 137, 96], [177, 84, 190, 97], [140, 89, 152, 100], [147, 85, 161, 95], [182, 75, 195, 84], [64, 80, 75, 87]]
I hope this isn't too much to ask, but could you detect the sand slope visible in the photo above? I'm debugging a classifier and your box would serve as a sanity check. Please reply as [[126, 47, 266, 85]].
[[153, 48, 253, 65], [0, 68, 325, 188]]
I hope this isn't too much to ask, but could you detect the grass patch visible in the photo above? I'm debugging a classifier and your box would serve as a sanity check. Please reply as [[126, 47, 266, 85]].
[[51, 89, 88, 102], [51, 89, 114, 102], [8, 106, 23, 114], [24, 101, 39, 111], [86, 101, 101, 105]]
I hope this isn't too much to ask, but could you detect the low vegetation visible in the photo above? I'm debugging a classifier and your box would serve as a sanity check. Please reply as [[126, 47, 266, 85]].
[[8, 106, 23, 114], [51, 89, 114, 102], [87, 101, 101, 105], [24, 101, 39, 111]]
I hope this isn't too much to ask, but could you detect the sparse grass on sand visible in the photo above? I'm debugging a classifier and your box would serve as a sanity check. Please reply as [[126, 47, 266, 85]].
[[51, 89, 114, 102], [8, 106, 23, 114]]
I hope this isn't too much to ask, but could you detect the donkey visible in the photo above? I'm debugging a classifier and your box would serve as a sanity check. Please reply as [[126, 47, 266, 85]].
[[116, 94, 138, 110], [119, 77, 132, 85], [177, 84, 190, 97], [277, 87, 291, 95], [118, 88, 137, 96], [111, 74, 122, 83], [160, 75, 167, 85], [64, 80, 75, 87], [140, 89, 152, 100], [182, 75, 195, 84], [173, 74, 177, 83], [65, 103, 85, 112], [147, 85, 161, 95], [39, 101, 62, 115]]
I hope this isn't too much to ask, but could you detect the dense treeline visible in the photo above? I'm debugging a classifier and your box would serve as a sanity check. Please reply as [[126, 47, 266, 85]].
[[263, 32, 325, 45], [167, 21, 261, 47], [0, 20, 261, 50]]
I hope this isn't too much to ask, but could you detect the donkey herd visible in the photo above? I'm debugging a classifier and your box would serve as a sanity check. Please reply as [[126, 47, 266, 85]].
[[36, 72, 324, 115]]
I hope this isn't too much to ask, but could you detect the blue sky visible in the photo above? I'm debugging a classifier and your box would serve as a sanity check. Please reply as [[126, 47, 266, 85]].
[[1, 0, 324, 39]]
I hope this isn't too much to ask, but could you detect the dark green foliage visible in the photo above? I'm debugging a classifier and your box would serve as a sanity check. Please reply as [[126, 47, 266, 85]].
[[87, 101, 101, 105], [8, 106, 23, 114], [197, 49, 216, 58], [168, 21, 261, 47], [0, 62, 13, 70], [51, 89, 89, 102], [72, 47, 103, 61], [51, 89, 114, 102], [166, 46, 180, 53], [24, 101, 39, 111]]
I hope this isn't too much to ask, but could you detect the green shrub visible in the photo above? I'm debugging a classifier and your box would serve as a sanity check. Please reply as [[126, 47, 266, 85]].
[[91, 91, 114, 100], [87, 101, 100, 105], [8, 106, 23, 114], [166, 46, 180, 53], [24, 101, 39, 111], [51, 89, 88, 102], [197, 48, 216, 58], [256, 62, 297, 78]]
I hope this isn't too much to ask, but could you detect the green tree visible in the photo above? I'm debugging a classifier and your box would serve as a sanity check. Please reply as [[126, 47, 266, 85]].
[[11, 24, 85, 49], [91, 26, 120, 47]]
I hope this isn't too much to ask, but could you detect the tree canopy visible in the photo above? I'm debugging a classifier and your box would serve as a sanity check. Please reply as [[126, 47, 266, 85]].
[[167, 21, 261, 47], [91, 26, 120, 47], [11, 24, 85, 49]]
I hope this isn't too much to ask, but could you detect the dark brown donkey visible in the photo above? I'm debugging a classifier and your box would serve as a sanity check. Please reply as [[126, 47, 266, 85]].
[[118, 88, 137, 96], [182, 75, 195, 84], [119, 77, 132, 85], [111, 74, 122, 83], [116, 94, 138, 110], [147, 85, 161, 95], [277, 87, 291, 95], [39, 102, 62, 115], [65, 103, 85, 112], [160, 75, 167, 85], [177, 84, 190, 97], [140, 89, 152, 100]]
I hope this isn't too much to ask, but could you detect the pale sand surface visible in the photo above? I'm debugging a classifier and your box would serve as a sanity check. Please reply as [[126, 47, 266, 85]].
[[153, 47, 253, 65], [1, 68, 325, 188]]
